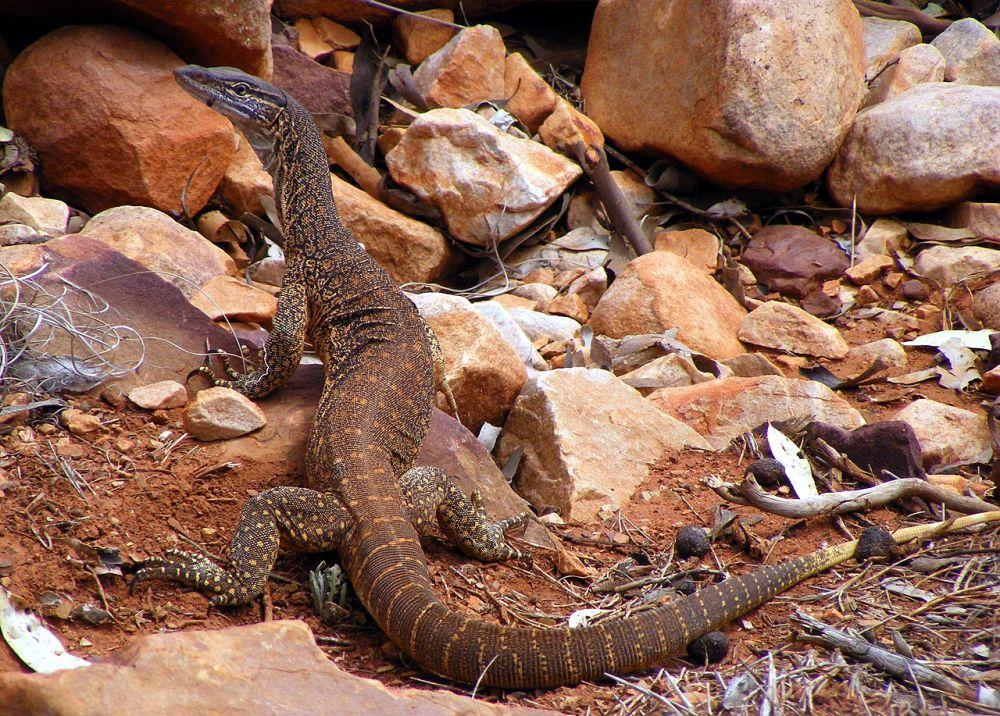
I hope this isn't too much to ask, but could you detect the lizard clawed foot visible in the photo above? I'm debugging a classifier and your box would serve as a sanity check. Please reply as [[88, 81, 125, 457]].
[[131, 548, 256, 606], [443, 490, 529, 563], [187, 342, 248, 388]]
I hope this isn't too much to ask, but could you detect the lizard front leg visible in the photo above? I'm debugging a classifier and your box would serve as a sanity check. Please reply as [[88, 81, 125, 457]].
[[400, 466, 528, 562], [133, 486, 349, 605], [196, 280, 309, 400]]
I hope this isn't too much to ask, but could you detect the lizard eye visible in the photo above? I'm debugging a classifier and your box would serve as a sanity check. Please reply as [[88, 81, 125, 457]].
[[232, 82, 251, 97]]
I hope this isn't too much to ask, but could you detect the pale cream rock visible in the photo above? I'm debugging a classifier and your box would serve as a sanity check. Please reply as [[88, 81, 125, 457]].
[[846, 338, 908, 369], [385, 108, 581, 246], [829, 83, 1000, 213], [128, 381, 189, 410], [498, 367, 710, 521], [0, 193, 69, 235], [893, 398, 991, 469], [739, 301, 849, 358], [931, 17, 1000, 86], [183, 387, 266, 441], [913, 244, 1000, 287]]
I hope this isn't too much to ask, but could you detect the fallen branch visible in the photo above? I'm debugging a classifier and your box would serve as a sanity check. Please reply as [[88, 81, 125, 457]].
[[852, 1, 951, 35], [322, 135, 383, 199], [571, 141, 653, 256], [706, 474, 996, 518], [792, 611, 974, 700]]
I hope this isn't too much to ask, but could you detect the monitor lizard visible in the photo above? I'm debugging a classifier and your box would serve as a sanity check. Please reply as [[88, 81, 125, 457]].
[[134, 65, 1000, 689]]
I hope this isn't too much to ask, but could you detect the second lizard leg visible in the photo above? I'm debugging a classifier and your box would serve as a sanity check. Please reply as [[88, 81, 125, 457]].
[[133, 486, 349, 605], [400, 466, 528, 562]]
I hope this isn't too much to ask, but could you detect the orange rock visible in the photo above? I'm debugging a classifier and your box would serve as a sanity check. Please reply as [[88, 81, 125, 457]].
[[330, 174, 461, 284], [3, 26, 235, 215], [413, 25, 505, 108], [189, 275, 279, 326], [219, 135, 272, 215], [538, 98, 605, 158], [392, 9, 457, 65], [590, 252, 747, 360], [331, 51, 355, 73], [545, 293, 589, 323], [0, 0, 271, 77], [581, 0, 864, 191], [654, 228, 719, 273], [504, 52, 559, 133]]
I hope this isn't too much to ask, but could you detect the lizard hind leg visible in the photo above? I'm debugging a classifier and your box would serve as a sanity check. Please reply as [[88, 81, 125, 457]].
[[400, 466, 528, 562], [133, 486, 349, 606]]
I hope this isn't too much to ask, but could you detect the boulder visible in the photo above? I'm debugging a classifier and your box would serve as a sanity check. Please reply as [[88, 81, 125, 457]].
[[861, 16, 921, 79], [893, 399, 992, 470], [581, 0, 865, 191], [828, 83, 1000, 213], [79, 206, 237, 298], [913, 245, 1000, 287], [16, 235, 240, 392], [271, 44, 352, 116], [653, 228, 719, 274], [931, 17, 1000, 86], [183, 386, 267, 441], [385, 109, 581, 246], [0, 621, 544, 714], [189, 275, 278, 326], [497, 368, 710, 521], [0, 194, 69, 236], [413, 25, 505, 108], [862, 43, 945, 108], [218, 134, 273, 215], [947, 201, 1000, 241], [740, 225, 849, 298], [3, 25, 235, 215], [0, 0, 272, 77], [648, 376, 865, 450], [972, 281, 1000, 329], [410, 293, 527, 432], [589, 252, 747, 360], [331, 174, 461, 284], [504, 52, 560, 133], [738, 301, 849, 359], [846, 338, 907, 369], [392, 9, 457, 66]]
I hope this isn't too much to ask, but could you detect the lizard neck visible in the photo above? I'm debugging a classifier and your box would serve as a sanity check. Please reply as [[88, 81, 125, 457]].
[[268, 100, 358, 262]]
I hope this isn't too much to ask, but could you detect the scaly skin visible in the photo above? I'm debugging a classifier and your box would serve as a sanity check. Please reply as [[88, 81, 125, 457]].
[[135, 66, 1000, 689]]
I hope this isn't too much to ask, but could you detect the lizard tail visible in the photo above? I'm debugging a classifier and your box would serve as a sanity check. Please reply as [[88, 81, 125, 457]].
[[348, 511, 1000, 689]]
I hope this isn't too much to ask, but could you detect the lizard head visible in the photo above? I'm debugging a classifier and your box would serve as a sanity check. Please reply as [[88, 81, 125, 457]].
[[174, 65, 288, 167]]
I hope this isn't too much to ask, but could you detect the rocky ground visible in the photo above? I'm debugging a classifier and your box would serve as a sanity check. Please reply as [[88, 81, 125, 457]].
[[1, 1, 999, 714]]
